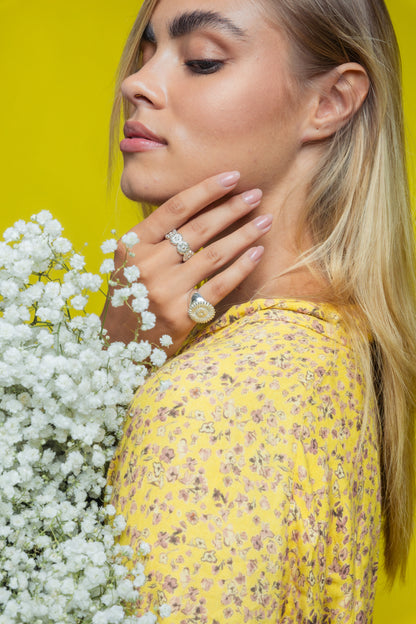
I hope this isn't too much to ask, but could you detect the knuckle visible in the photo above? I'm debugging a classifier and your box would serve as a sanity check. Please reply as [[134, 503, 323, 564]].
[[166, 195, 186, 217], [211, 280, 228, 300], [150, 286, 165, 306], [188, 218, 204, 236], [238, 254, 254, 275], [203, 177, 216, 194], [244, 222, 259, 240], [205, 246, 222, 264], [230, 193, 246, 212], [113, 240, 128, 267]]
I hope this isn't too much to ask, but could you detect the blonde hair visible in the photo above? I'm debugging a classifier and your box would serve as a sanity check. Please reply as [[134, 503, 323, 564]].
[[109, 0, 416, 583], [108, 0, 158, 188]]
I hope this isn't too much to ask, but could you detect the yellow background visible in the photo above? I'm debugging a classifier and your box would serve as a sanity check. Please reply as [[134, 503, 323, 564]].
[[0, 1, 415, 620]]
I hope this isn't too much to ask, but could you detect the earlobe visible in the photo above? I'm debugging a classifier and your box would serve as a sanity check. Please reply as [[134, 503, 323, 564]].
[[302, 63, 370, 143]]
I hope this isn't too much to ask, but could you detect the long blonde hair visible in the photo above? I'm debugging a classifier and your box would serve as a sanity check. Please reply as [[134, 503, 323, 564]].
[[109, 0, 416, 583]]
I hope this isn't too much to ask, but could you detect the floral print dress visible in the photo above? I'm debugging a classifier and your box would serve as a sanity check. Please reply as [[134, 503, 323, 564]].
[[107, 299, 381, 623]]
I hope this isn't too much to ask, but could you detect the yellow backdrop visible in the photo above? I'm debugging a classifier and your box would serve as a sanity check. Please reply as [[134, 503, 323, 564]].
[[0, 1, 415, 621]]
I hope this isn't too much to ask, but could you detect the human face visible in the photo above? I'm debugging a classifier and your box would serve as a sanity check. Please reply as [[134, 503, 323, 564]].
[[120, 0, 310, 205]]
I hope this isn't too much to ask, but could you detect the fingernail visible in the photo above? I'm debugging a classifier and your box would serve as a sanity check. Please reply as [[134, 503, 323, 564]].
[[217, 171, 241, 187], [248, 246, 264, 262], [242, 189, 263, 206], [253, 214, 272, 231]]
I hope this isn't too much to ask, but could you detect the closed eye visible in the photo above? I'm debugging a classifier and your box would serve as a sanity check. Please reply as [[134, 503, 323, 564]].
[[184, 59, 224, 74]]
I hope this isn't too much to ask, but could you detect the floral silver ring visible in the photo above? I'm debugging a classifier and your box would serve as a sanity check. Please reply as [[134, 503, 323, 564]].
[[187, 291, 216, 324], [165, 229, 194, 262]]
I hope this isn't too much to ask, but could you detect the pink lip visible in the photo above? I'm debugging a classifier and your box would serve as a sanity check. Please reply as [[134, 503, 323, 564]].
[[120, 121, 167, 153]]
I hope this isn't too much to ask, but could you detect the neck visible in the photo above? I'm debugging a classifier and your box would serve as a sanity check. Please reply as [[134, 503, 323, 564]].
[[218, 162, 328, 314]]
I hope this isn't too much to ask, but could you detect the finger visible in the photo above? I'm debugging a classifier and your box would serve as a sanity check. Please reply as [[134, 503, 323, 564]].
[[185, 214, 273, 281], [139, 171, 241, 242], [175, 188, 263, 253], [197, 246, 265, 306]]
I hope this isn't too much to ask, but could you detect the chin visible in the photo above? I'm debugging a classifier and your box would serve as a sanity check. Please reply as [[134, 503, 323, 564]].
[[120, 170, 176, 206], [120, 158, 239, 206]]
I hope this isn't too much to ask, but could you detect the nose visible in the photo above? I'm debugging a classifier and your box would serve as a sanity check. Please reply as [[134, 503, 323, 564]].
[[121, 61, 167, 110]]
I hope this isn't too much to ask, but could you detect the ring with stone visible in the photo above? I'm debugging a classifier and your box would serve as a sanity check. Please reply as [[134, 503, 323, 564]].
[[187, 291, 216, 323], [165, 229, 194, 262]]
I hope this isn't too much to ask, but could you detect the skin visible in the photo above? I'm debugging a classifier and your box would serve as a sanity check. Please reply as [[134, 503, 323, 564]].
[[103, 0, 370, 355], [121, 0, 309, 204]]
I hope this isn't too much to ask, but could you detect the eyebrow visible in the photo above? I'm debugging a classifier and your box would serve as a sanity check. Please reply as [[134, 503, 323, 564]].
[[142, 10, 247, 43]]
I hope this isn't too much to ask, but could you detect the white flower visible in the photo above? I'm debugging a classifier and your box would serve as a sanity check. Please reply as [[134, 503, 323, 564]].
[[123, 265, 141, 283], [61, 451, 84, 476], [133, 572, 146, 588], [112, 515, 126, 533], [136, 613, 158, 624], [127, 341, 152, 362], [79, 272, 102, 292], [60, 577, 75, 595], [93, 605, 126, 624], [111, 287, 131, 308], [159, 380, 172, 392], [150, 348, 167, 368], [101, 239, 118, 254], [100, 259, 115, 274], [116, 578, 137, 601], [71, 294, 89, 310], [53, 236, 72, 254], [61, 281, 77, 299], [36, 306, 63, 324], [3, 303, 31, 323], [11, 259, 32, 280], [84, 565, 107, 589], [70, 253, 86, 270], [159, 604, 172, 618], [132, 296, 150, 315], [32, 209, 53, 225], [44, 218, 63, 237], [105, 505, 116, 517], [139, 542, 151, 556], [3, 226, 20, 242], [121, 232, 139, 249], [0, 279, 19, 299], [130, 282, 148, 299], [92, 448, 107, 467], [23, 281, 45, 304], [160, 335, 173, 348], [0, 213, 159, 622], [132, 564, 145, 581], [141, 311, 156, 331], [0, 588, 11, 604]]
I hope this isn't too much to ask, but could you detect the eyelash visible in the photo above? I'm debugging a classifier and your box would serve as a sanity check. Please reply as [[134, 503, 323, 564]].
[[184, 59, 224, 75]]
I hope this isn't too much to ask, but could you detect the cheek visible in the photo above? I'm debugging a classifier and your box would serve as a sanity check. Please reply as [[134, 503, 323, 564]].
[[174, 73, 293, 151]]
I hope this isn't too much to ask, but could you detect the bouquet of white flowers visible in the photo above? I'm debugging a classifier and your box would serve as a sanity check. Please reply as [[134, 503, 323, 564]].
[[0, 212, 171, 624]]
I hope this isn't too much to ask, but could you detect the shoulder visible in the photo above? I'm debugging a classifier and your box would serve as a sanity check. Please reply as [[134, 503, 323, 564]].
[[179, 298, 358, 381], [149, 300, 366, 429]]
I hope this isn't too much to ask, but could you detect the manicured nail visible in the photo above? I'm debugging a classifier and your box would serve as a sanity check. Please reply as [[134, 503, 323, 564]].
[[217, 171, 241, 187], [242, 189, 263, 206], [248, 246, 264, 262], [253, 214, 272, 231]]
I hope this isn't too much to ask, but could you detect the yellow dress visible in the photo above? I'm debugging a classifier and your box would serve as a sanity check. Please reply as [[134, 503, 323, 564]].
[[107, 299, 381, 623]]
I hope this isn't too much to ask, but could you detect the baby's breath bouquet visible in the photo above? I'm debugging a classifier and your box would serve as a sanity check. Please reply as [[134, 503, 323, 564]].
[[0, 212, 172, 624]]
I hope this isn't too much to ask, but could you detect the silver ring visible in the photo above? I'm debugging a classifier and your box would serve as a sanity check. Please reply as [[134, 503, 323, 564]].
[[165, 229, 194, 262], [188, 291, 215, 323]]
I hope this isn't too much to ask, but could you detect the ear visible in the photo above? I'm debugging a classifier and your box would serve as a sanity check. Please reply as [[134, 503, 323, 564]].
[[302, 63, 370, 143]]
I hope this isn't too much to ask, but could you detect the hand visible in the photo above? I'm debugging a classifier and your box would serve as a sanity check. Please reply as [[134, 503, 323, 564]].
[[101, 171, 272, 356]]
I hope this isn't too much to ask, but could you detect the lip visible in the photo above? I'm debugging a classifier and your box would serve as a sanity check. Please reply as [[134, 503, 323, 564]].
[[120, 121, 167, 153]]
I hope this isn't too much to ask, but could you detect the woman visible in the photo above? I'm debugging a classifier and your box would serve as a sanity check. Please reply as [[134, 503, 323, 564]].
[[105, 0, 416, 621]]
